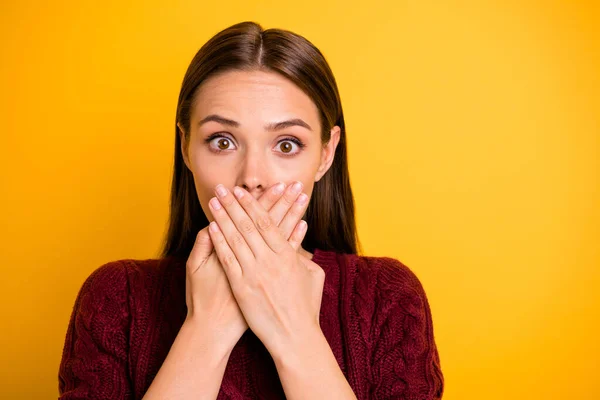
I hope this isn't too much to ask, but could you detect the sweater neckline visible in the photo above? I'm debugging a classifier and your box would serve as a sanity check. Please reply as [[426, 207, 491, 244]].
[[311, 248, 339, 272]]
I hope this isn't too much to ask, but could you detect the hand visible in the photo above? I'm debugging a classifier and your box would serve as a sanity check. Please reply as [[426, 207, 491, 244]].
[[184, 182, 311, 347], [207, 182, 325, 357]]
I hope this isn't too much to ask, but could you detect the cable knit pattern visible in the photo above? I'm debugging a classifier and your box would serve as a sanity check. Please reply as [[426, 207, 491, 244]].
[[59, 262, 132, 399], [361, 257, 444, 399], [58, 249, 443, 399]]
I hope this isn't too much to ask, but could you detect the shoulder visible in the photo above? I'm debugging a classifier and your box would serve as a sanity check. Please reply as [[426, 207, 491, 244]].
[[314, 249, 430, 310], [75, 260, 129, 304], [347, 254, 429, 308], [342, 254, 444, 398], [356, 255, 425, 290], [336, 252, 436, 340], [75, 256, 185, 306], [81, 256, 183, 287]]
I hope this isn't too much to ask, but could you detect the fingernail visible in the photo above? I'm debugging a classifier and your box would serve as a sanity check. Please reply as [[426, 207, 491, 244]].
[[216, 184, 227, 198], [296, 193, 308, 205], [291, 181, 303, 194], [299, 220, 307, 232], [209, 221, 220, 232], [273, 182, 285, 195], [233, 186, 244, 199], [210, 197, 222, 210]]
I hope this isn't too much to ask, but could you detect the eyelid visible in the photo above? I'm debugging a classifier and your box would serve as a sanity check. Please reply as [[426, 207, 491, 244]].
[[204, 133, 305, 155], [205, 132, 238, 149], [277, 137, 305, 151], [205, 132, 234, 142]]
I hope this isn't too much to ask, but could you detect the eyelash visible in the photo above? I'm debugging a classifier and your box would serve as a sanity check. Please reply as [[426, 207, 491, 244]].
[[204, 133, 307, 156]]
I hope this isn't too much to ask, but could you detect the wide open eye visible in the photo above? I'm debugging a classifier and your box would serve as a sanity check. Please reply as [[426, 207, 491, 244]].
[[275, 137, 306, 156], [205, 134, 237, 153], [204, 134, 306, 156]]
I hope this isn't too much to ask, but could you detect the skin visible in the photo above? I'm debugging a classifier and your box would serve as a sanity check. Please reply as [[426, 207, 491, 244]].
[[168, 69, 356, 399], [177, 69, 341, 260], [143, 187, 312, 400]]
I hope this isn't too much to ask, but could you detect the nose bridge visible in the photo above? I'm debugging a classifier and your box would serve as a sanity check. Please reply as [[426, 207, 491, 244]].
[[238, 144, 268, 192]]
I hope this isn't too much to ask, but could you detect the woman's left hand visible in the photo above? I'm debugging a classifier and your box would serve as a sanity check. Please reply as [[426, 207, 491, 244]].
[[207, 182, 326, 357]]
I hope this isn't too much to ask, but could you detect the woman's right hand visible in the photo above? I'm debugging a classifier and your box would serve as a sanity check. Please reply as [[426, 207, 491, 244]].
[[184, 181, 310, 348]]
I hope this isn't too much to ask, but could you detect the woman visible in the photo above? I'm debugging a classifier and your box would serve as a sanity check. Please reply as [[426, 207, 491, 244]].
[[58, 21, 444, 399]]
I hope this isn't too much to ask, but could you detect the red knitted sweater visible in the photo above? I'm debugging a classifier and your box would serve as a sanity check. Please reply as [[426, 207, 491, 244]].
[[58, 248, 444, 399]]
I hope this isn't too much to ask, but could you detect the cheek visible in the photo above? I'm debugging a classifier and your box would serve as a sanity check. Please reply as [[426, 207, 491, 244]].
[[194, 181, 214, 222], [189, 157, 226, 221]]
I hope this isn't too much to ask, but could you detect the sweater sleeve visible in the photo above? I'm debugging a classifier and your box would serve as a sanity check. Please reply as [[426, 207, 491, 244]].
[[58, 261, 132, 400], [369, 258, 444, 400]]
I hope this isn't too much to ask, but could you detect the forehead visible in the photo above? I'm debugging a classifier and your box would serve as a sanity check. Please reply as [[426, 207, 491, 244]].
[[192, 70, 320, 124]]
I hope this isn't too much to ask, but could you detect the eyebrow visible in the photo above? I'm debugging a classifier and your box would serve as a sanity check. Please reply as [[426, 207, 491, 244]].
[[198, 114, 312, 132]]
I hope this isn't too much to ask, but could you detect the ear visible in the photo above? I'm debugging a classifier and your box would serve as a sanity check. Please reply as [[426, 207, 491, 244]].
[[177, 122, 191, 171], [314, 125, 341, 182]]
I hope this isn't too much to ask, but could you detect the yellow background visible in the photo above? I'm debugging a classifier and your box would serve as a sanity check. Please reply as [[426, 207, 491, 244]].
[[1, 0, 598, 399]]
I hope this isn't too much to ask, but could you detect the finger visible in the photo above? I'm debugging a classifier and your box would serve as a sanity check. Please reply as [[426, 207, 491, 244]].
[[230, 185, 289, 254], [255, 182, 306, 253], [267, 181, 304, 226], [278, 191, 309, 241], [187, 227, 214, 274], [288, 220, 308, 250], [213, 184, 276, 257], [209, 193, 256, 269], [257, 182, 287, 216], [207, 220, 243, 281]]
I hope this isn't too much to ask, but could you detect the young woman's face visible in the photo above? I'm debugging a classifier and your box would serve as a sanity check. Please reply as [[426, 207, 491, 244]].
[[179, 70, 340, 224]]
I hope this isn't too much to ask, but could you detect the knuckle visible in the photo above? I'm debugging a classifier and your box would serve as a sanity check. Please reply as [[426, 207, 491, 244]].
[[240, 219, 255, 234], [223, 253, 236, 268], [231, 232, 245, 246], [256, 214, 273, 231]]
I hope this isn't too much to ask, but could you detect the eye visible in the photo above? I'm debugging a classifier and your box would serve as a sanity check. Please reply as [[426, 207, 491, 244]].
[[204, 134, 306, 156], [205, 134, 237, 153], [275, 137, 306, 156]]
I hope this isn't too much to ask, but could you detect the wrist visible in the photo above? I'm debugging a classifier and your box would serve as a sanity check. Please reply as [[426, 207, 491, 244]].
[[270, 324, 329, 368], [182, 316, 239, 359]]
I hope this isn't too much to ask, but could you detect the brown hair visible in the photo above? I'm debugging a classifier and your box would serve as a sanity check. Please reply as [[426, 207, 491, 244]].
[[160, 21, 362, 260]]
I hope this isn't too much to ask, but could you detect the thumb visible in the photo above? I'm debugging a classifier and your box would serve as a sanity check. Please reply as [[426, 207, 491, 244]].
[[187, 226, 214, 273]]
